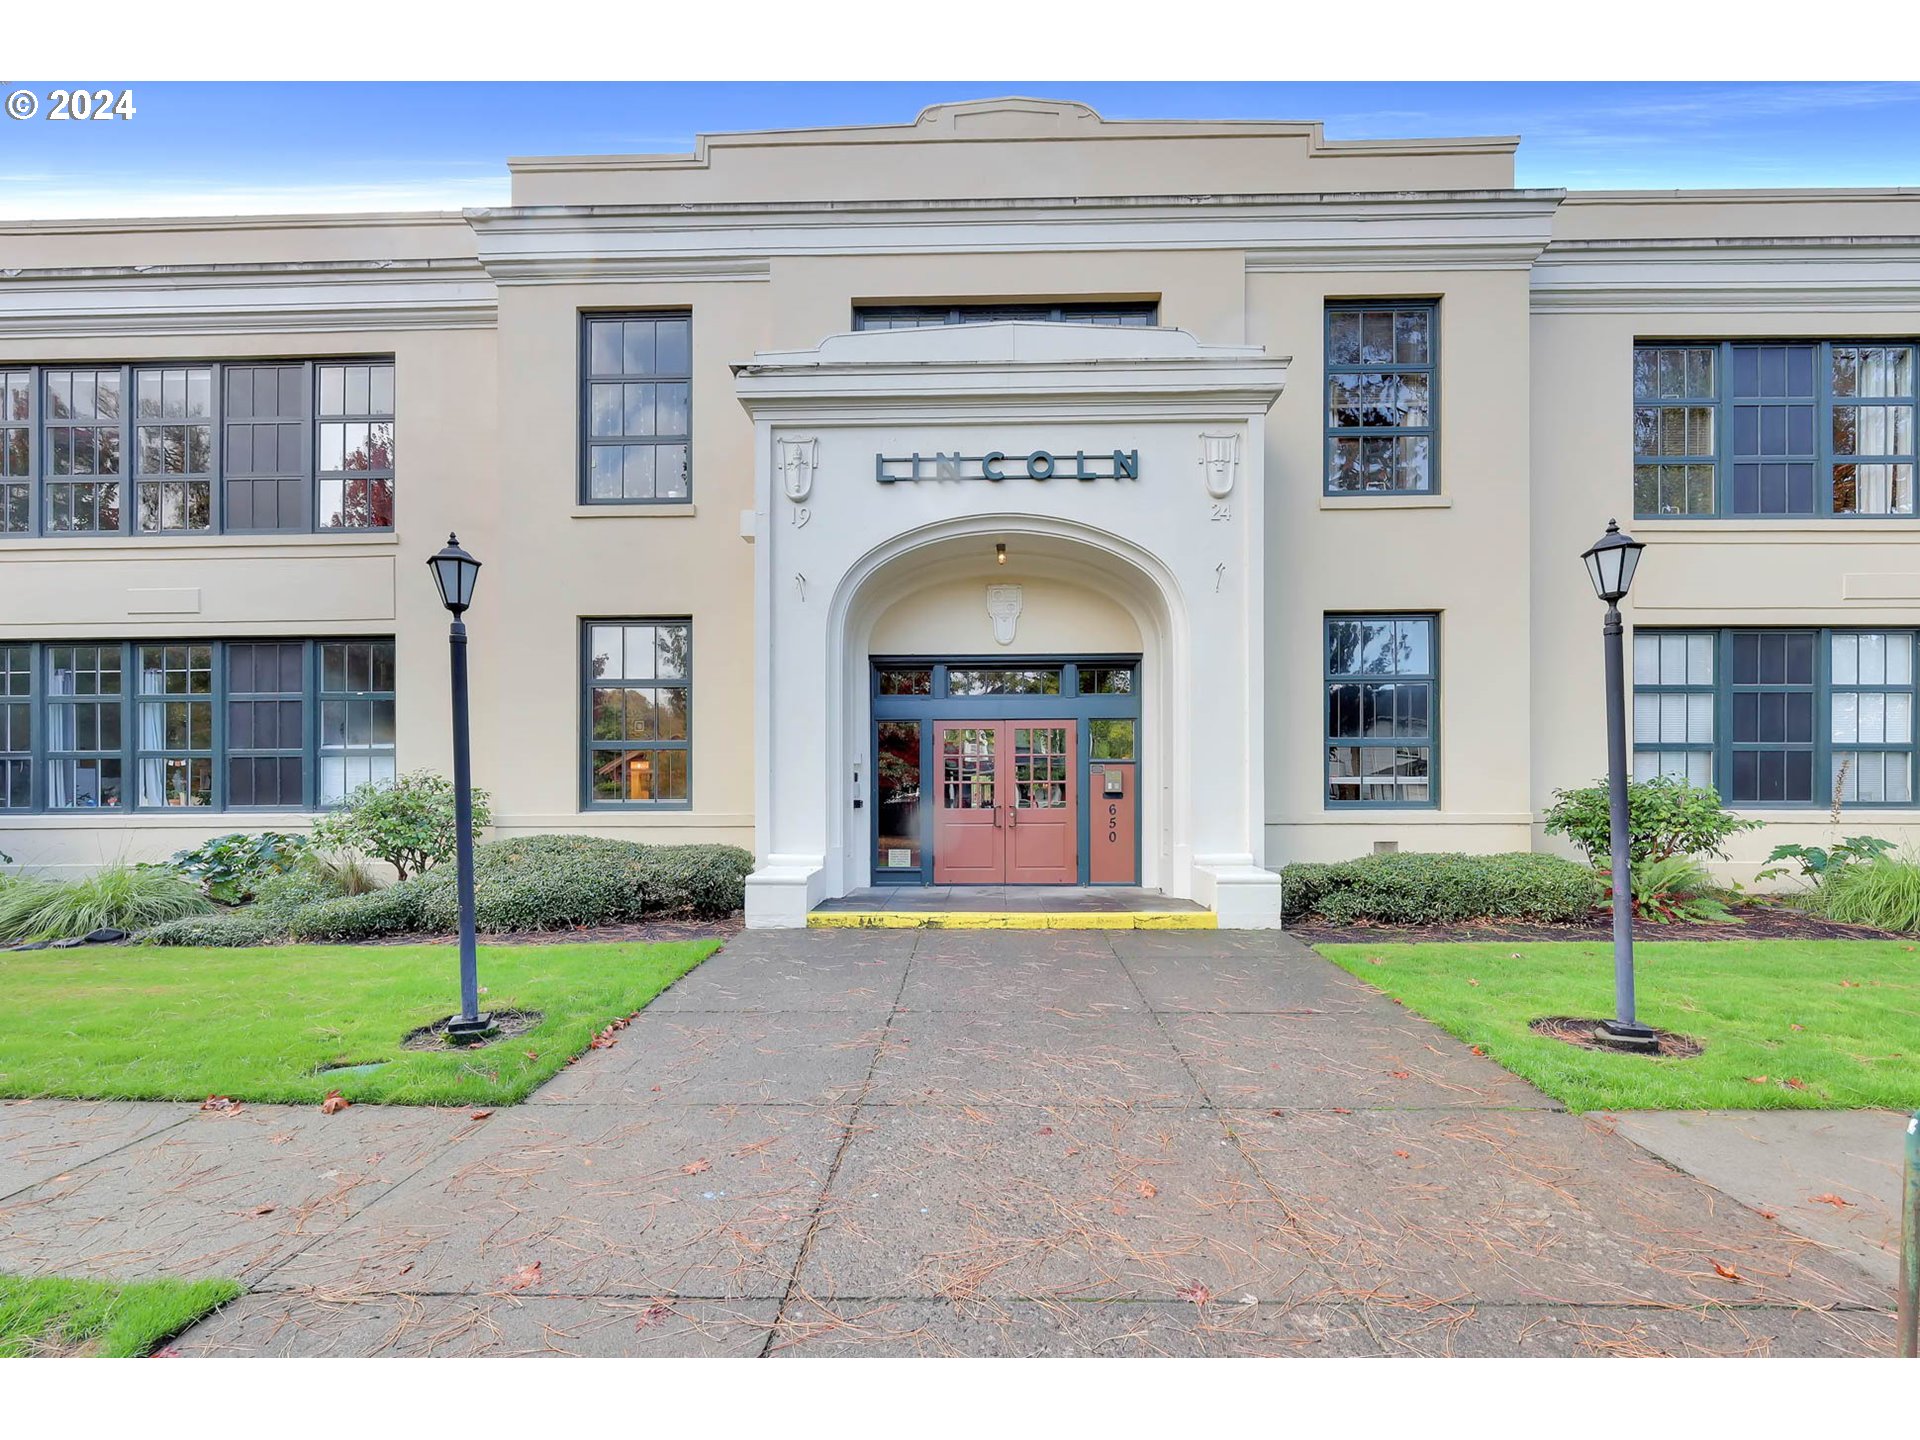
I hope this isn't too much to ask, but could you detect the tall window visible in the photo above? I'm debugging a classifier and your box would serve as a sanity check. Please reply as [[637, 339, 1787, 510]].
[[1324, 614, 1437, 806], [582, 314, 692, 503], [0, 638, 394, 813], [1634, 629, 1916, 805], [1324, 302, 1437, 494], [1, 644, 31, 808], [1633, 342, 1917, 518], [853, 302, 1158, 330], [318, 639, 397, 803], [0, 358, 395, 537], [584, 620, 691, 805]]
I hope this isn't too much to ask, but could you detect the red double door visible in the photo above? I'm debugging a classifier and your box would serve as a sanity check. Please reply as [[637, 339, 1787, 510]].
[[931, 720, 1078, 884]]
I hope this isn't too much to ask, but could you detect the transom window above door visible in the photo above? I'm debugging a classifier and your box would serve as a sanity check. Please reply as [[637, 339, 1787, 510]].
[[853, 302, 1157, 331]]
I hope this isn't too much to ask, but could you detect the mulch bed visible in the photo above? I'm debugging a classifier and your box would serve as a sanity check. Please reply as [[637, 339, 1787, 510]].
[[401, 1008, 544, 1051], [1530, 1015, 1706, 1058], [353, 915, 744, 947], [1290, 902, 1913, 946]]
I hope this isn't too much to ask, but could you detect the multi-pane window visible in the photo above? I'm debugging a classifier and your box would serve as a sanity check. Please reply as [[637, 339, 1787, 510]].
[[947, 667, 1062, 696], [0, 359, 395, 537], [1632, 341, 1917, 518], [853, 302, 1159, 330], [582, 314, 692, 503], [1631, 633, 1716, 786], [45, 645, 124, 808], [43, 369, 124, 533], [584, 620, 691, 805], [225, 642, 307, 807], [1, 645, 31, 808], [318, 640, 397, 804], [1324, 614, 1436, 805], [135, 644, 215, 807], [1324, 302, 1437, 494], [317, 363, 395, 530], [0, 638, 395, 813], [2, 371, 31, 532], [1634, 629, 1918, 806], [134, 367, 214, 533]]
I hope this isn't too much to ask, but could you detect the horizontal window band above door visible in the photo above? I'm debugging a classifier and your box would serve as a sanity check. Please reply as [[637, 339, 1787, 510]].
[[852, 302, 1158, 330], [1, 360, 396, 540], [0, 636, 396, 815]]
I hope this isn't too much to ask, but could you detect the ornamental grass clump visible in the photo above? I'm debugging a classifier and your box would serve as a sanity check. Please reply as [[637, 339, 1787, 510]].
[[0, 864, 212, 942], [1808, 851, 1920, 932]]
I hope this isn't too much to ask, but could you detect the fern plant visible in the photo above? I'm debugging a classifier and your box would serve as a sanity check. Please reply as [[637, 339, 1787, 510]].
[[1604, 853, 1740, 925]]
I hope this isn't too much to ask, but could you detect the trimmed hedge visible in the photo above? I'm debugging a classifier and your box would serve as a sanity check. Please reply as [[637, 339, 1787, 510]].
[[136, 834, 753, 946], [1281, 851, 1603, 926]]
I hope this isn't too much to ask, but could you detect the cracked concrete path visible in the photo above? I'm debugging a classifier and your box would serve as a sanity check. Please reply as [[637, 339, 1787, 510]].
[[0, 929, 1898, 1357]]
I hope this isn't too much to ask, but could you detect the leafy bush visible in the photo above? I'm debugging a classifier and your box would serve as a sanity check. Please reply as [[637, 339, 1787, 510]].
[[169, 832, 309, 904], [282, 884, 431, 943], [1280, 851, 1603, 926], [311, 770, 493, 882], [137, 911, 291, 948], [1608, 853, 1737, 924], [1757, 835, 1895, 887], [1543, 776, 1762, 866], [0, 865, 213, 942], [1809, 853, 1920, 932]]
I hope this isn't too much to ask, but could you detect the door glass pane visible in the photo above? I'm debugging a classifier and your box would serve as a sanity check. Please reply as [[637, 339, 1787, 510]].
[[940, 727, 996, 808], [875, 720, 922, 873], [1012, 726, 1069, 808]]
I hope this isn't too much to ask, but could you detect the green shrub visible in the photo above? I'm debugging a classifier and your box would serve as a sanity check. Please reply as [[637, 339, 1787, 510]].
[[1610, 853, 1737, 924], [633, 843, 757, 917], [0, 865, 213, 942], [1543, 775, 1763, 866], [1810, 853, 1920, 931], [1280, 851, 1603, 926], [137, 911, 290, 947], [283, 884, 430, 943], [169, 832, 309, 904], [251, 851, 384, 914], [311, 770, 493, 882]]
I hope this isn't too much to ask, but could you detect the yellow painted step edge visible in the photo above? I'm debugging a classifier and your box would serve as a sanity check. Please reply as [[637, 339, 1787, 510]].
[[806, 911, 1216, 930]]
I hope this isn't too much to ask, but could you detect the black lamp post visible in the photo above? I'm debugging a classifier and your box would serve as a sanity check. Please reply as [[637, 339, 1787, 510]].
[[427, 534, 489, 1039], [1580, 519, 1657, 1053]]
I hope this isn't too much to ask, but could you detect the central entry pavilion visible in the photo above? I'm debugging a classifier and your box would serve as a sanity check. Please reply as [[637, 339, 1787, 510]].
[[734, 322, 1291, 928]]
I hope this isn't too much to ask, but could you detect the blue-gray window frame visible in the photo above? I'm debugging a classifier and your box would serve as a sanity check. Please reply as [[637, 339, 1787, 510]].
[[852, 302, 1159, 330], [580, 618, 694, 810], [1323, 300, 1440, 496], [1634, 627, 1920, 807], [0, 358, 394, 538], [577, 312, 694, 506], [868, 655, 1143, 886], [0, 636, 393, 813], [1632, 340, 1920, 519], [1322, 612, 1440, 809]]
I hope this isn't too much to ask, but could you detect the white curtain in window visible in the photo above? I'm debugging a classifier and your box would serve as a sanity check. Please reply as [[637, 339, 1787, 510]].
[[45, 667, 74, 808], [137, 657, 165, 806]]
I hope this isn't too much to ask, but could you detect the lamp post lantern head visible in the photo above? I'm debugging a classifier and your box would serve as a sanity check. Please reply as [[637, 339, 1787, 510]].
[[428, 533, 482, 615], [1582, 519, 1644, 605]]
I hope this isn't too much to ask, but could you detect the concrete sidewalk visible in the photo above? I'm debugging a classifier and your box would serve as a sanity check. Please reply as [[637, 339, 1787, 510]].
[[0, 929, 1898, 1357]]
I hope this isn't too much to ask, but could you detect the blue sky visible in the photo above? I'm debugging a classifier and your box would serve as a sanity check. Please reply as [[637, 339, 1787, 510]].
[[4, 81, 1919, 218]]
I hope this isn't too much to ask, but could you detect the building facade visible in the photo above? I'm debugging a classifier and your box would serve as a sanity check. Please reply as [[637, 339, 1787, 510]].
[[3, 97, 1918, 926]]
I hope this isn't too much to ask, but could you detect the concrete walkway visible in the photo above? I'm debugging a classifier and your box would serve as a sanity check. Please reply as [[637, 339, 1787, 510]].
[[0, 930, 1897, 1357]]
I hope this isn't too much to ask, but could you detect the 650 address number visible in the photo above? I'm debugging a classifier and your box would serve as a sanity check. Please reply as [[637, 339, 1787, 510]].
[[5, 89, 138, 121]]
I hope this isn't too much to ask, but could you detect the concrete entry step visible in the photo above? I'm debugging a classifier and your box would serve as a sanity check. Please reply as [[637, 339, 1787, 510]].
[[809, 885, 1216, 930]]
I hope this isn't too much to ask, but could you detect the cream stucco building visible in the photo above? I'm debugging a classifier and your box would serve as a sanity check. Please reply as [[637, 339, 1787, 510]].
[[4, 97, 1919, 926]]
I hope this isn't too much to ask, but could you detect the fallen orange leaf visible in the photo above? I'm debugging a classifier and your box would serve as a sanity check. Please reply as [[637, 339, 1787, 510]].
[[319, 1090, 350, 1115], [502, 1261, 542, 1291]]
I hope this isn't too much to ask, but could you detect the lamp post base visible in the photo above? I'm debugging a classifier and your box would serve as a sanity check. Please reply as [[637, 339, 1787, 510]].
[[444, 1012, 496, 1043], [1594, 1019, 1660, 1054]]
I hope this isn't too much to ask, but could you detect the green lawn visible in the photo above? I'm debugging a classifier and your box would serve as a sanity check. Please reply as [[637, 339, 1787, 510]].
[[0, 939, 720, 1106], [1315, 939, 1920, 1113], [0, 1275, 240, 1358]]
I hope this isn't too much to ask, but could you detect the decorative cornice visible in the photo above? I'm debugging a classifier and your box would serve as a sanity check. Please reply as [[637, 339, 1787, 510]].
[[0, 258, 496, 338], [1530, 236, 1920, 312], [470, 189, 1563, 285]]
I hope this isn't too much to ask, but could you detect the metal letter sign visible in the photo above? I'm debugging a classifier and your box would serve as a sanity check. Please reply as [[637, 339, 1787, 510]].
[[874, 449, 1141, 484]]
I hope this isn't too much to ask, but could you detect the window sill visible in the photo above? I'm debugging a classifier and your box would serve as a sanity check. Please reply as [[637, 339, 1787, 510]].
[[1633, 519, 1919, 537], [570, 504, 698, 520], [1319, 495, 1452, 511], [0, 531, 400, 554]]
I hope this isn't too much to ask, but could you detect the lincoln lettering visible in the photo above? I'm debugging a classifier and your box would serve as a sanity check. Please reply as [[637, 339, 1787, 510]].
[[875, 449, 1141, 484]]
